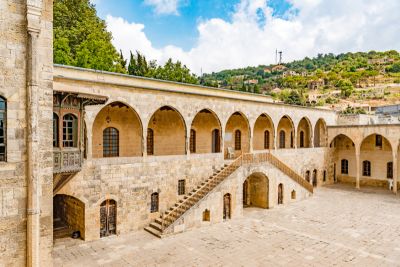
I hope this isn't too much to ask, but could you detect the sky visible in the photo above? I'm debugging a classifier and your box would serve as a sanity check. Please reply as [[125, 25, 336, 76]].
[[92, 0, 400, 74]]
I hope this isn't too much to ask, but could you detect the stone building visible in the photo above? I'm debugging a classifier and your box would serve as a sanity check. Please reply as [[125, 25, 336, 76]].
[[0, 1, 399, 266]]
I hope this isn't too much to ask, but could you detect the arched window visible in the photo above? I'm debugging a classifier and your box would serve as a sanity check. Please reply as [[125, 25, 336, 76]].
[[387, 162, 393, 178], [235, 130, 241, 150], [341, 159, 349, 174], [53, 113, 59, 147], [203, 209, 210, 221], [103, 127, 119, 157], [63, 114, 78, 147], [305, 170, 310, 182], [0, 96, 6, 161], [323, 170, 327, 182], [363, 160, 371, 176], [264, 130, 270, 149], [147, 128, 154, 155], [279, 130, 285, 148], [150, 192, 159, 213], [291, 190, 296, 200], [299, 131, 304, 148], [190, 129, 196, 153]]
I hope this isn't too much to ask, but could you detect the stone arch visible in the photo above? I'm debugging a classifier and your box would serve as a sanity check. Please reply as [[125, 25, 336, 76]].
[[277, 115, 295, 149], [242, 172, 269, 209], [314, 118, 327, 147], [190, 108, 222, 154], [147, 105, 187, 156], [224, 111, 251, 158], [330, 134, 356, 184], [253, 113, 275, 150], [53, 194, 86, 240], [92, 101, 143, 158], [360, 133, 392, 181], [297, 117, 312, 148]]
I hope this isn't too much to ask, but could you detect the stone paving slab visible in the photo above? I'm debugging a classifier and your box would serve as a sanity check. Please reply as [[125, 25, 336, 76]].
[[53, 185, 400, 267]]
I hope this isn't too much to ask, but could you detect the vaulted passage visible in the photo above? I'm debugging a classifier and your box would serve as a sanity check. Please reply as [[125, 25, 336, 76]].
[[190, 109, 222, 154], [53, 194, 85, 240], [93, 102, 142, 158], [225, 112, 250, 159], [277, 115, 295, 149], [147, 106, 186, 156], [297, 117, 312, 148], [243, 173, 269, 209], [253, 114, 274, 150], [314, 118, 327, 147]]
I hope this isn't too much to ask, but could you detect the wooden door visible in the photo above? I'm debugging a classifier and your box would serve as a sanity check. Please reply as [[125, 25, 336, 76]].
[[212, 129, 220, 153], [223, 194, 231, 219], [100, 199, 117, 238], [278, 184, 283, 204]]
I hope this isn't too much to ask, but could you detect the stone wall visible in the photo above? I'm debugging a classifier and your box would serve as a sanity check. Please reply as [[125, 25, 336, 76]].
[[58, 154, 226, 241], [164, 162, 312, 235]]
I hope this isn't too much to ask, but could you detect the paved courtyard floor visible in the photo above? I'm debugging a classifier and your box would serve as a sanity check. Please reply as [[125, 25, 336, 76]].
[[53, 184, 400, 267]]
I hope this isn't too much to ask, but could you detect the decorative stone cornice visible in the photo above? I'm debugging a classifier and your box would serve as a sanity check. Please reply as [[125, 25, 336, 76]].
[[27, 1, 43, 34]]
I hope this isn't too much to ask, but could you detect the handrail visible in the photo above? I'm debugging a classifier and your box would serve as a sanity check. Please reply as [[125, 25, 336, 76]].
[[160, 151, 313, 232]]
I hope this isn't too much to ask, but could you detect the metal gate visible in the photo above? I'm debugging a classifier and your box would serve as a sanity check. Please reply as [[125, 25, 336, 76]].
[[100, 199, 116, 238]]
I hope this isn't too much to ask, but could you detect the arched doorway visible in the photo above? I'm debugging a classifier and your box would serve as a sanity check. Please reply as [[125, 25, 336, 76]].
[[253, 114, 274, 150], [305, 170, 310, 183], [278, 184, 283, 204], [147, 106, 186, 156], [190, 109, 222, 154], [53, 194, 85, 240], [223, 193, 231, 220], [93, 102, 142, 158], [242, 173, 269, 208], [312, 169, 318, 187], [297, 117, 312, 148], [100, 199, 117, 238], [224, 112, 250, 158], [277, 115, 294, 149], [314, 118, 327, 147]]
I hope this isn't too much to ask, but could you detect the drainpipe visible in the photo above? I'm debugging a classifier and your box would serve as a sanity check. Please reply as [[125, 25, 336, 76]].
[[26, 3, 42, 267]]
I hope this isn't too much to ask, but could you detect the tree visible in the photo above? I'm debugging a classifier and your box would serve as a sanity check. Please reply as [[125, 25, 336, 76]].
[[53, 0, 126, 73], [337, 79, 354, 98]]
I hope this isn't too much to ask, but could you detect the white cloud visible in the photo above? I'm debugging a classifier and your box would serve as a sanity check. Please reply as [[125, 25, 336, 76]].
[[106, 0, 400, 74], [144, 0, 180, 15]]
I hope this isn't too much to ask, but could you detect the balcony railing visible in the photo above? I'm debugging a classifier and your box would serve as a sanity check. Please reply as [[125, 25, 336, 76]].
[[53, 148, 82, 173]]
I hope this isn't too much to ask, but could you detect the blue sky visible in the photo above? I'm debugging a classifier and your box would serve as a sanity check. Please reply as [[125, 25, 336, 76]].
[[94, 0, 292, 51], [96, 0, 400, 74]]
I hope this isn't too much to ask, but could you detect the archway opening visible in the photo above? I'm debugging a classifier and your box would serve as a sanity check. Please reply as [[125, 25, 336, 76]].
[[330, 134, 356, 185], [53, 194, 85, 240], [312, 169, 318, 187], [190, 109, 222, 154], [147, 106, 186, 156], [93, 102, 142, 158], [100, 199, 117, 238], [297, 117, 312, 148], [277, 115, 294, 149], [360, 134, 393, 187], [224, 112, 250, 158], [314, 118, 327, 147], [253, 114, 274, 150], [242, 173, 269, 209]]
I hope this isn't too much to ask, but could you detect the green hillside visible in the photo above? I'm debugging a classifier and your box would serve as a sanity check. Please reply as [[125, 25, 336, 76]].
[[201, 50, 400, 108]]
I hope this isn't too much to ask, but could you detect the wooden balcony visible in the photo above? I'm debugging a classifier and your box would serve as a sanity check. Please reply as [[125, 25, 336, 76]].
[[53, 148, 82, 174]]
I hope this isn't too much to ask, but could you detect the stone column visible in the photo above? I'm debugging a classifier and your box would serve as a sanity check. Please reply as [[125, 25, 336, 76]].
[[355, 145, 361, 189], [186, 125, 191, 157], [26, 3, 42, 267], [393, 150, 398, 193], [142, 125, 147, 159], [274, 128, 278, 151]]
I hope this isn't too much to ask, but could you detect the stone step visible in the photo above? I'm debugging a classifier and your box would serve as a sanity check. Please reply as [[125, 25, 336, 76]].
[[149, 221, 163, 232], [144, 226, 162, 238]]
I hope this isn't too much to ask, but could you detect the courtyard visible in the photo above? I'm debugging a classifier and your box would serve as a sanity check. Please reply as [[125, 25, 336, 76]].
[[53, 185, 400, 267]]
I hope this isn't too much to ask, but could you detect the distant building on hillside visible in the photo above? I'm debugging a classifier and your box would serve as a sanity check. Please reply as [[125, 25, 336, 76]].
[[308, 79, 325, 90], [263, 68, 271, 73], [282, 70, 298, 77], [368, 57, 395, 65], [272, 65, 287, 72], [375, 104, 400, 116], [244, 79, 258, 85]]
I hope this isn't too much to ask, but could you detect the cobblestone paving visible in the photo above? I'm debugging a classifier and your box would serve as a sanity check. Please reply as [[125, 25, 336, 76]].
[[53, 185, 400, 267]]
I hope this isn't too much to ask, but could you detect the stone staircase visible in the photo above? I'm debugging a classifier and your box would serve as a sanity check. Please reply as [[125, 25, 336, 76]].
[[144, 152, 312, 238]]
